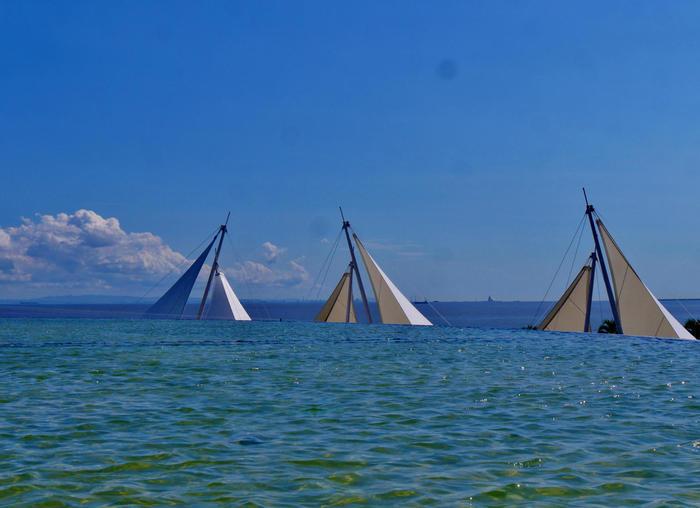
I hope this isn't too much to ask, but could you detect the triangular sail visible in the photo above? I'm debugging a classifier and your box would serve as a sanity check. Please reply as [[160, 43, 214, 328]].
[[353, 234, 432, 326], [145, 236, 217, 318], [314, 271, 357, 323], [206, 270, 251, 321], [538, 265, 591, 332], [597, 219, 694, 340]]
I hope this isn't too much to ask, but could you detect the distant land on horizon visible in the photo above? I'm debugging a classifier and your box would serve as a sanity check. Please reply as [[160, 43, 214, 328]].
[[1, 295, 699, 306]]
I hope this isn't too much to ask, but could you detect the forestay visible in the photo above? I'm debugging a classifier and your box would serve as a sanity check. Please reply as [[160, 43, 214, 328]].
[[314, 271, 357, 323], [206, 271, 251, 321], [539, 265, 591, 333], [353, 234, 432, 326], [597, 219, 694, 340]]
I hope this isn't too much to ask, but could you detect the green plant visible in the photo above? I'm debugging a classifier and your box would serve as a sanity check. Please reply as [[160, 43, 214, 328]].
[[598, 319, 618, 334], [684, 319, 700, 339]]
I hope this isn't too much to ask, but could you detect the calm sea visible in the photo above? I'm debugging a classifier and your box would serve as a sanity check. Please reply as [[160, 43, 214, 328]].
[[2, 298, 699, 329], [1, 304, 698, 505]]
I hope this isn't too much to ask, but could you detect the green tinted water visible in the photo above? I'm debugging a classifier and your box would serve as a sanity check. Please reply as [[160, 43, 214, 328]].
[[0, 319, 698, 505]]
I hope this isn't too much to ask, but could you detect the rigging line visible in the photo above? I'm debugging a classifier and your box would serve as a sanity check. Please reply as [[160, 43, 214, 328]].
[[427, 301, 451, 327], [308, 229, 341, 301], [672, 297, 697, 322], [315, 232, 342, 300], [591, 208, 609, 226], [136, 226, 220, 304], [225, 233, 272, 321], [306, 228, 342, 300], [567, 217, 586, 286], [307, 228, 342, 301], [531, 213, 587, 326]]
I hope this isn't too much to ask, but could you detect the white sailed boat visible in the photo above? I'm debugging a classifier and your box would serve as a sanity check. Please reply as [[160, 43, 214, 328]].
[[315, 209, 432, 326], [145, 214, 251, 321], [539, 191, 693, 340]]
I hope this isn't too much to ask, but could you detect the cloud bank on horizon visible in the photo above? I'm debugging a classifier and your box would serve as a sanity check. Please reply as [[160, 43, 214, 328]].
[[0, 210, 309, 298]]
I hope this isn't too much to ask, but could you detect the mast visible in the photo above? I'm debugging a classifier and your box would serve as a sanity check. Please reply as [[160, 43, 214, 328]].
[[583, 251, 596, 332], [345, 262, 354, 323], [197, 212, 230, 319], [582, 188, 622, 334], [339, 207, 373, 323]]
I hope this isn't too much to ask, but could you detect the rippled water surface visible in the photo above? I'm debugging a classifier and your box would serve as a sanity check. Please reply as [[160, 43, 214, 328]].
[[1, 319, 698, 506]]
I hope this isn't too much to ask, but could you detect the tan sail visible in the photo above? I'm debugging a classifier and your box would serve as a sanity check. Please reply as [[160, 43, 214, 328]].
[[539, 265, 591, 332], [314, 271, 357, 323], [597, 219, 694, 340], [353, 234, 432, 326]]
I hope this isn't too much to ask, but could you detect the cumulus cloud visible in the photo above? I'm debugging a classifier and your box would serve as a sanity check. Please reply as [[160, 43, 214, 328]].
[[0, 210, 187, 290], [261, 241, 287, 264], [0, 209, 313, 297], [226, 258, 309, 288], [0, 229, 10, 249]]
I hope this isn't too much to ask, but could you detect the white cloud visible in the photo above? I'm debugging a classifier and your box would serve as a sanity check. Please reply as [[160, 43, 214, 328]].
[[226, 258, 309, 288], [0, 209, 312, 297], [0, 210, 187, 290], [261, 241, 287, 264], [0, 229, 10, 249]]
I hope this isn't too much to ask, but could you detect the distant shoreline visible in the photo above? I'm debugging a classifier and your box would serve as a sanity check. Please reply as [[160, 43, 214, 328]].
[[2, 298, 699, 306]]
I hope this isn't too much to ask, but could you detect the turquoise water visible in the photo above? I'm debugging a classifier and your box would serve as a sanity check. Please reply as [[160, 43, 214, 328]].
[[1, 320, 698, 506]]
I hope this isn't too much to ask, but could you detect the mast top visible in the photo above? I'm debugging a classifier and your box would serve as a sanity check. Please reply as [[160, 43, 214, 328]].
[[220, 212, 230, 233], [582, 187, 594, 213], [339, 206, 350, 229]]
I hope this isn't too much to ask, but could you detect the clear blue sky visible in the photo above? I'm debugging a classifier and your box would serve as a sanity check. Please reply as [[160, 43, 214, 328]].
[[1, 1, 699, 300]]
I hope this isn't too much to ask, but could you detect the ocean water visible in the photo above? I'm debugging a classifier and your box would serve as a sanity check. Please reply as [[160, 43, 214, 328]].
[[1, 319, 698, 506], [2, 298, 699, 329]]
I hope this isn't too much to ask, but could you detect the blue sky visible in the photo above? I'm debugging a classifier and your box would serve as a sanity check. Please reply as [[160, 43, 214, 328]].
[[1, 1, 699, 300]]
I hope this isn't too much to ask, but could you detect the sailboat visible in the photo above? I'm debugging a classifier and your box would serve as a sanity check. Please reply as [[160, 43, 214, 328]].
[[538, 190, 694, 340], [315, 209, 432, 326], [145, 214, 251, 321]]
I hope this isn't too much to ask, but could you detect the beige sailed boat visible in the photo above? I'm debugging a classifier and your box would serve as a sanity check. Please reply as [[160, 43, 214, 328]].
[[315, 209, 432, 326], [539, 191, 694, 340]]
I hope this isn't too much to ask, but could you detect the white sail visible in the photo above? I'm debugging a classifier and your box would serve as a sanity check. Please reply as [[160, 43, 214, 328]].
[[314, 271, 357, 323], [353, 234, 432, 326], [206, 270, 251, 321], [539, 265, 591, 332], [597, 219, 694, 340]]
